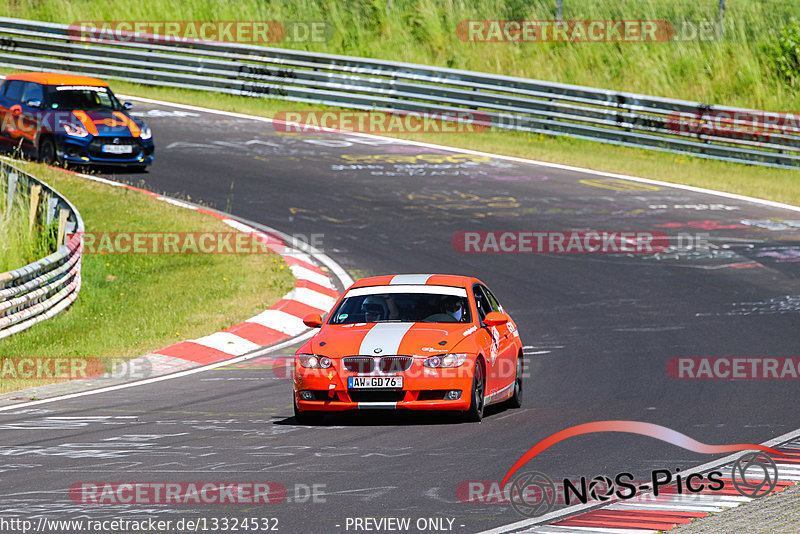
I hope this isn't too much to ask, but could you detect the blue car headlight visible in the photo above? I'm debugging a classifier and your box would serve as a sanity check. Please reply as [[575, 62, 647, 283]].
[[139, 125, 152, 140]]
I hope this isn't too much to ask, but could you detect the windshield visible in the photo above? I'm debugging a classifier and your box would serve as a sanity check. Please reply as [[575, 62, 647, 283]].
[[329, 291, 471, 324], [45, 86, 122, 111]]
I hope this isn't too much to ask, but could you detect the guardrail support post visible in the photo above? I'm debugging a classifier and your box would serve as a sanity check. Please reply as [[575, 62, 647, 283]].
[[29, 184, 41, 234], [57, 208, 69, 247], [47, 196, 59, 226], [6, 171, 16, 214]]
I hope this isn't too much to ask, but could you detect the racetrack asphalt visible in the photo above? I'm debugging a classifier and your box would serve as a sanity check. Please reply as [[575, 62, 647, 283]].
[[1, 101, 799, 533]]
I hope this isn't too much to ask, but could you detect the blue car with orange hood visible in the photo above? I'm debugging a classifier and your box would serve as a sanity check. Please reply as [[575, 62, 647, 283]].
[[0, 72, 154, 168]]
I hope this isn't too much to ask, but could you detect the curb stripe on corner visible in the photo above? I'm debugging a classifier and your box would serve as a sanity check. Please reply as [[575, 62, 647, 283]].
[[148, 216, 341, 365], [56, 167, 343, 370]]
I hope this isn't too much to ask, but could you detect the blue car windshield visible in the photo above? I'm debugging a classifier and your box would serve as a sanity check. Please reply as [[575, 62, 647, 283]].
[[45, 86, 122, 111], [329, 292, 471, 324]]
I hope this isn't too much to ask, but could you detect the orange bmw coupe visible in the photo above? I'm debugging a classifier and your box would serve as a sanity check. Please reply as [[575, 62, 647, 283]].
[[293, 274, 524, 423]]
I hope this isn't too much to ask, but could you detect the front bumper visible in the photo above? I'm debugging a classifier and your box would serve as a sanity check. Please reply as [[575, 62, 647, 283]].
[[293, 358, 475, 412], [56, 134, 155, 166]]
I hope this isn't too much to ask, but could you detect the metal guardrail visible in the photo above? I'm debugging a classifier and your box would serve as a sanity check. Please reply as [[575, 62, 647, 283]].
[[0, 160, 83, 340], [0, 17, 797, 169]]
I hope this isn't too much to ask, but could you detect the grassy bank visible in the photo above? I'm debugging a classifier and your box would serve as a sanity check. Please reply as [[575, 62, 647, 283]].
[[0, 161, 295, 393], [3, 0, 800, 111], [0, 171, 55, 272]]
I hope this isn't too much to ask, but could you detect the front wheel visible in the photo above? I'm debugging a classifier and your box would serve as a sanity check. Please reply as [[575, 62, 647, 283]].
[[38, 137, 56, 165], [462, 361, 485, 422], [293, 396, 324, 425], [505, 355, 523, 409]]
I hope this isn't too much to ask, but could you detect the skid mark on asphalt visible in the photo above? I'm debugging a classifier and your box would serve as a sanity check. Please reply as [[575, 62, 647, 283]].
[[0, 416, 139, 430], [493, 409, 532, 422]]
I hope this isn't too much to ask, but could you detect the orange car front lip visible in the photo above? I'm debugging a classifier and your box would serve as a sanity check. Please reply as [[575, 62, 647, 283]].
[[295, 397, 472, 412], [294, 364, 475, 411]]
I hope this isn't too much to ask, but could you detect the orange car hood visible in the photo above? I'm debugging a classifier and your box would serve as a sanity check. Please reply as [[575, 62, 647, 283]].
[[311, 322, 476, 357]]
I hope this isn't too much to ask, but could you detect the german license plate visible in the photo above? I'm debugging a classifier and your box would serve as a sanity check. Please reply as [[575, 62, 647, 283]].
[[102, 144, 133, 154], [347, 376, 403, 389]]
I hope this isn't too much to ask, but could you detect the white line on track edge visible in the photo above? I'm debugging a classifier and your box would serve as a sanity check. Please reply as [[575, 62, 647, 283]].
[[0, 330, 314, 413]]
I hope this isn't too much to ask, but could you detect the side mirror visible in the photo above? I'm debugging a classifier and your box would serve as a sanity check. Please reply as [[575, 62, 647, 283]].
[[483, 311, 509, 327], [303, 313, 323, 328], [25, 99, 42, 109], [123, 102, 133, 110]]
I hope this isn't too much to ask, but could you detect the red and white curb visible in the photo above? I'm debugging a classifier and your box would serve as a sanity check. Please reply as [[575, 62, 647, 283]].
[[491, 440, 800, 534], [64, 171, 347, 376], [138, 218, 339, 370]]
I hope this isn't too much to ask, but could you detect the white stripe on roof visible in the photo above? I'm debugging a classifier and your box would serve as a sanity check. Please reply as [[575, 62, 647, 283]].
[[389, 274, 433, 285], [346, 285, 467, 297]]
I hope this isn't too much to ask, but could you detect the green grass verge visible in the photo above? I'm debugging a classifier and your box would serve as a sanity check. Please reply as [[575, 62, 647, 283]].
[[3, 0, 800, 110], [103, 78, 800, 207], [0, 161, 295, 394], [0, 172, 55, 272]]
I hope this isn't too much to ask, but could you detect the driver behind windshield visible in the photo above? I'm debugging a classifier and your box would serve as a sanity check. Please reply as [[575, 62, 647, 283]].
[[362, 302, 384, 322], [441, 296, 466, 322]]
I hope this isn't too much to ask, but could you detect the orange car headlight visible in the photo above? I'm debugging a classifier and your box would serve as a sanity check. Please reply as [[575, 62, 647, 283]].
[[424, 353, 468, 368], [61, 122, 89, 137], [297, 354, 332, 369]]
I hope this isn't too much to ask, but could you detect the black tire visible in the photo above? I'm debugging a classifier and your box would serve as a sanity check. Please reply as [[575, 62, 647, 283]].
[[506, 355, 523, 409], [293, 397, 323, 425], [462, 360, 485, 422], [38, 137, 57, 165]]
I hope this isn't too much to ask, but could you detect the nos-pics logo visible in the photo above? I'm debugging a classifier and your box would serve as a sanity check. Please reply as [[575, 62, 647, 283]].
[[501, 421, 782, 518]]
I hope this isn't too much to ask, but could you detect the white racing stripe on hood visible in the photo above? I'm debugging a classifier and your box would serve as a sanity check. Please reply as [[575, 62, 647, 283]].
[[389, 274, 433, 285], [359, 323, 415, 355]]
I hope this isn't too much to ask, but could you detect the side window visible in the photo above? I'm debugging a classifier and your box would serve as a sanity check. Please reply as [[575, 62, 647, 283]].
[[473, 286, 490, 321], [481, 285, 503, 313], [21, 83, 43, 106], [3, 80, 24, 102]]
